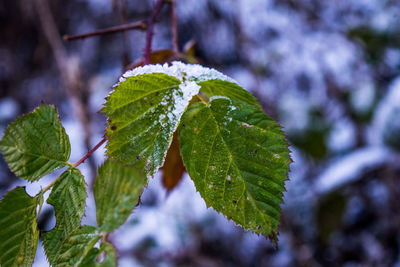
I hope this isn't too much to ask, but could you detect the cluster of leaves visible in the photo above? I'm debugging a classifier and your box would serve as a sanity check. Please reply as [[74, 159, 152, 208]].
[[0, 62, 290, 266]]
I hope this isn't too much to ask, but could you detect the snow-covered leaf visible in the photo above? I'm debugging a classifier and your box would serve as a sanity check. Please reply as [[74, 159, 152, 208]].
[[102, 72, 199, 176]]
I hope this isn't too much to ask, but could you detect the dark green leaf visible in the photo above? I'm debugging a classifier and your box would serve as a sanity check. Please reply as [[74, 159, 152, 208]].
[[56, 225, 101, 267], [179, 98, 290, 243], [43, 168, 87, 265], [198, 79, 262, 109], [0, 187, 40, 266], [102, 73, 199, 176], [94, 160, 146, 232], [0, 105, 70, 181], [79, 241, 117, 267]]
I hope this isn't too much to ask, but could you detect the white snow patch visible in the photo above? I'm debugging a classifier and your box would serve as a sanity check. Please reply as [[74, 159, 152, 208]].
[[120, 61, 236, 84], [327, 118, 356, 152], [368, 77, 400, 145], [0, 98, 19, 121], [210, 95, 231, 101], [314, 146, 390, 194]]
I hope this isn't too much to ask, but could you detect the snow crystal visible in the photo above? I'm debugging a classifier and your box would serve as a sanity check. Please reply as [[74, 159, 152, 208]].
[[121, 61, 237, 84], [210, 95, 231, 102]]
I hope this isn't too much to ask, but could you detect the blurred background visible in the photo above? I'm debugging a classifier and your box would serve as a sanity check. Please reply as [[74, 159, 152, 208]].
[[1, 0, 400, 266]]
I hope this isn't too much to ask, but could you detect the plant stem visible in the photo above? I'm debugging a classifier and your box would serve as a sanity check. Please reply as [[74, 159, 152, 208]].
[[72, 137, 107, 168], [42, 178, 58, 193], [63, 21, 147, 41], [143, 0, 165, 65], [170, 0, 179, 53], [196, 94, 208, 104]]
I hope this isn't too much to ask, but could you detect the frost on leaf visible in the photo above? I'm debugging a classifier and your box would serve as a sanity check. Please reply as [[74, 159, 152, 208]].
[[103, 62, 291, 244], [103, 71, 199, 177]]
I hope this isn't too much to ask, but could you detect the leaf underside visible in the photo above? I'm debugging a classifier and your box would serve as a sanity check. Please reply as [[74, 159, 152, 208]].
[[56, 225, 101, 267], [0, 105, 70, 181], [102, 73, 195, 176], [0, 187, 40, 267], [178, 98, 290, 243], [94, 160, 146, 232], [161, 132, 186, 192], [43, 168, 87, 265]]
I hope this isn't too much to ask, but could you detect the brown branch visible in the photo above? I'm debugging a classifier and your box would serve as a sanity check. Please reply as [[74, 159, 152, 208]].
[[170, 0, 179, 53], [143, 0, 165, 65], [34, 0, 97, 179], [63, 21, 147, 41], [72, 137, 107, 168]]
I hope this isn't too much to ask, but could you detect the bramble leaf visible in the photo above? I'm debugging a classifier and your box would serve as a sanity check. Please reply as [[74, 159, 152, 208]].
[[0, 187, 40, 267], [94, 160, 146, 232], [43, 168, 87, 265], [178, 98, 290, 243], [56, 225, 102, 267], [0, 105, 70, 181], [102, 72, 199, 176], [79, 241, 117, 267], [198, 79, 262, 109]]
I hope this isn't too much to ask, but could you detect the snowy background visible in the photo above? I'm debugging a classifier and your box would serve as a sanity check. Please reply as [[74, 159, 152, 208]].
[[1, 0, 400, 266]]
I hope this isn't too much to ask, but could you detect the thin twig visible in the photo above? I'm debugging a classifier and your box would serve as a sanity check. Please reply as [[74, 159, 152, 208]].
[[42, 178, 59, 193], [170, 0, 179, 53], [72, 137, 107, 168], [143, 0, 165, 65], [196, 94, 207, 104], [63, 21, 147, 41], [34, 0, 97, 179]]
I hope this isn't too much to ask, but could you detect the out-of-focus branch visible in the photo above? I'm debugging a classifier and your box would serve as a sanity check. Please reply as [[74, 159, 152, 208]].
[[170, 0, 179, 53], [143, 0, 165, 65], [34, 0, 97, 179], [63, 21, 147, 41]]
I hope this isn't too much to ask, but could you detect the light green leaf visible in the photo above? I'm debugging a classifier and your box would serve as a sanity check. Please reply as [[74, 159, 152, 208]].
[[198, 79, 262, 109], [43, 168, 87, 265], [94, 160, 146, 232], [56, 225, 102, 267], [0, 187, 40, 267], [178, 98, 290, 243], [0, 105, 70, 181], [102, 73, 199, 176], [79, 241, 117, 267]]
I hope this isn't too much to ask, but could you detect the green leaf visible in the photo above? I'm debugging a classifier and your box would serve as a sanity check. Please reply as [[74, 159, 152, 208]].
[[79, 242, 117, 267], [198, 79, 262, 109], [178, 98, 290, 243], [43, 168, 87, 265], [94, 160, 146, 232], [0, 187, 40, 267], [56, 225, 102, 267], [0, 105, 70, 181], [102, 73, 199, 176]]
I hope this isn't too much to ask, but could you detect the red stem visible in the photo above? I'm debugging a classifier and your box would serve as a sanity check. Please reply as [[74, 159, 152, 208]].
[[143, 0, 165, 65], [63, 21, 147, 41], [72, 137, 107, 167]]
